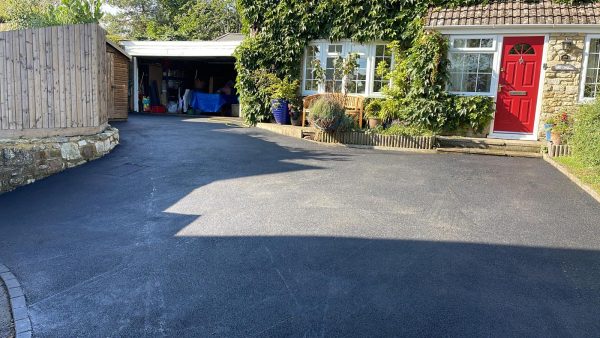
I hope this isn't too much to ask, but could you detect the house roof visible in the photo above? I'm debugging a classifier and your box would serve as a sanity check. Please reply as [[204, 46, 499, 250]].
[[426, 0, 600, 28], [106, 39, 131, 60]]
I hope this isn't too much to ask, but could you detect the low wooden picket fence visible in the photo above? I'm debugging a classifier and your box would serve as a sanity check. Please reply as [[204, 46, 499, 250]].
[[314, 131, 435, 150], [547, 143, 572, 157]]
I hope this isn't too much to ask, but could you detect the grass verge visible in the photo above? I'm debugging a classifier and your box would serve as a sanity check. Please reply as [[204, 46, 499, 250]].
[[555, 156, 600, 195]]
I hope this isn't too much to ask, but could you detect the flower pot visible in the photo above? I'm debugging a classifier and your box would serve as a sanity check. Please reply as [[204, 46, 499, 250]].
[[290, 117, 302, 126], [551, 131, 561, 145], [271, 99, 290, 125], [368, 118, 381, 129], [544, 123, 553, 142]]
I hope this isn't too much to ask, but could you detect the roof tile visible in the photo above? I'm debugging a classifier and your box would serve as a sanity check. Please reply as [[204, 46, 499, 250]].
[[426, 0, 600, 27]]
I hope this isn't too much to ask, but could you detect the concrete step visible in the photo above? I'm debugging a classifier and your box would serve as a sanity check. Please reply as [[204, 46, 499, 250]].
[[436, 147, 542, 158]]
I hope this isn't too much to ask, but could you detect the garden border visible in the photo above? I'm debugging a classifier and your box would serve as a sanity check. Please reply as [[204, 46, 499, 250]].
[[0, 262, 32, 338]]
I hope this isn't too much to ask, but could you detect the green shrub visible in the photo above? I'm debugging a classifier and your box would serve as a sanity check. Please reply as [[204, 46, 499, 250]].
[[572, 100, 600, 166], [448, 95, 495, 133], [374, 123, 433, 136], [309, 97, 346, 132]]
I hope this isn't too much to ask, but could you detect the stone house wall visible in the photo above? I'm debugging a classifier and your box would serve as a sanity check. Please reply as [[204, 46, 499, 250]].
[[539, 33, 586, 138], [0, 127, 119, 193]]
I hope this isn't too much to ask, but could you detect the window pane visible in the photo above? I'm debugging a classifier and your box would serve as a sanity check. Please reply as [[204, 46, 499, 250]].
[[588, 53, 600, 70], [467, 39, 481, 48], [480, 38, 493, 48], [328, 44, 342, 53], [478, 54, 493, 72], [591, 39, 600, 54], [453, 39, 466, 48], [449, 73, 463, 92]]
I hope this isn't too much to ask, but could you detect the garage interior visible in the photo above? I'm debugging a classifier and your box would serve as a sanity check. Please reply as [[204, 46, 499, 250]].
[[135, 57, 237, 115], [121, 38, 242, 117]]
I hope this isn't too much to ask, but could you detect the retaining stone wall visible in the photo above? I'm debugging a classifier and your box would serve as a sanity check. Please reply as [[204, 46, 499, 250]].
[[0, 127, 119, 193]]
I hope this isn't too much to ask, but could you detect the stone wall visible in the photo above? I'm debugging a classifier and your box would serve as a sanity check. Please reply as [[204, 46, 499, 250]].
[[0, 127, 119, 193], [540, 33, 585, 137]]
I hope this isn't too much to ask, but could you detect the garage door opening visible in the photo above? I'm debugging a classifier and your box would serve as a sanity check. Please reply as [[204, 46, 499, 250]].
[[136, 56, 237, 116], [122, 37, 243, 118]]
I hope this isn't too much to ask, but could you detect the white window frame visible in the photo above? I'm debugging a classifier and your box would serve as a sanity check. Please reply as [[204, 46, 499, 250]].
[[301, 40, 390, 97], [447, 35, 500, 97], [302, 42, 323, 95], [370, 42, 393, 97], [579, 34, 600, 102]]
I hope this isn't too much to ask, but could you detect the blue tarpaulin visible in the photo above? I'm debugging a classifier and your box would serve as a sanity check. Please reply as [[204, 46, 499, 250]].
[[189, 92, 238, 113]]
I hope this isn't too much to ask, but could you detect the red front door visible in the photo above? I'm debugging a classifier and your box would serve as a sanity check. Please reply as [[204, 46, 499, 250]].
[[494, 36, 544, 133]]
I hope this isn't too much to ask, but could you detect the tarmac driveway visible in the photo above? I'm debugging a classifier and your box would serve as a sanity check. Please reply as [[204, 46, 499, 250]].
[[0, 114, 599, 337]]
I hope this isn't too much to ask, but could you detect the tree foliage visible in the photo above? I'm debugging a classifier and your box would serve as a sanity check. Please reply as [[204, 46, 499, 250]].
[[104, 0, 241, 41], [0, 0, 102, 30]]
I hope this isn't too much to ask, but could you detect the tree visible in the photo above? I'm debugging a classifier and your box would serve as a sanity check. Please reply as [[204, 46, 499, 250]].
[[103, 0, 241, 41], [0, 0, 103, 30]]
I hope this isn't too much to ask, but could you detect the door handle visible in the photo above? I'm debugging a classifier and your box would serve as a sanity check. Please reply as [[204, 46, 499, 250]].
[[498, 84, 504, 93]]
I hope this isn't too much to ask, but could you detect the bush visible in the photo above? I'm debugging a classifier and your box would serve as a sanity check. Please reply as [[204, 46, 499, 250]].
[[448, 95, 495, 133], [309, 97, 346, 132], [369, 123, 433, 136], [571, 100, 600, 166]]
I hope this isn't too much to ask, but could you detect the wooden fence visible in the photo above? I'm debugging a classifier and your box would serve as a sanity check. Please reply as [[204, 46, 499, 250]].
[[315, 131, 435, 150], [0, 24, 108, 138]]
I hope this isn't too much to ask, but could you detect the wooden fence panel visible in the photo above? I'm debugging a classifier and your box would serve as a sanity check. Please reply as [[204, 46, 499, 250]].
[[0, 24, 108, 138]]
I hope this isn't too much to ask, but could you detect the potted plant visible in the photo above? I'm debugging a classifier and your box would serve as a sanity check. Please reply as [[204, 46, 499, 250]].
[[546, 112, 572, 145], [364, 100, 383, 128], [288, 97, 303, 126], [269, 77, 300, 125]]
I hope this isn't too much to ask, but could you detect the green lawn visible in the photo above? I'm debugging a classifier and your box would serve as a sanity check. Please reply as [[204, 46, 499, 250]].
[[555, 156, 600, 195]]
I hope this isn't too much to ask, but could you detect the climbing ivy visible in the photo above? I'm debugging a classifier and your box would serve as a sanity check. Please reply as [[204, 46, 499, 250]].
[[234, 0, 554, 126]]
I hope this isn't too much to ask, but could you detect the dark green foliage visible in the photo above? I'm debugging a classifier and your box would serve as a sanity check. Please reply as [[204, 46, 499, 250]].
[[447, 95, 495, 133], [571, 99, 600, 166]]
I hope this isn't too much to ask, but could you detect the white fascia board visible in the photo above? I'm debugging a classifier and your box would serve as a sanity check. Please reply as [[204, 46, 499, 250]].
[[120, 41, 241, 57], [427, 24, 600, 35]]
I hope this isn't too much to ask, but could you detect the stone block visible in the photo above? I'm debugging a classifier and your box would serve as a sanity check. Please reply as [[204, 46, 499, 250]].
[[60, 142, 81, 161]]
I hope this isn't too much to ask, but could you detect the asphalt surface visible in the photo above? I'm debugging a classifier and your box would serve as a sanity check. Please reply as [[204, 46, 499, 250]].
[[0, 279, 14, 338], [0, 114, 599, 337]]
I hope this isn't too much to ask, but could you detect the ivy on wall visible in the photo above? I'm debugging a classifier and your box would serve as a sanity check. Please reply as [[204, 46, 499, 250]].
[[233, 0, 566, 126]]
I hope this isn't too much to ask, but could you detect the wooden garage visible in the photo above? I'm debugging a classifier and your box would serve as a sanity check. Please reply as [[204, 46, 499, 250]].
[[106, 40, 131, 121]]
